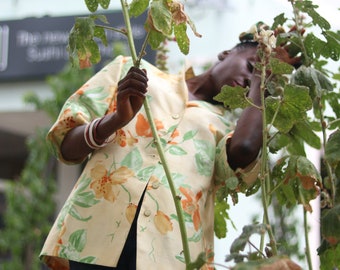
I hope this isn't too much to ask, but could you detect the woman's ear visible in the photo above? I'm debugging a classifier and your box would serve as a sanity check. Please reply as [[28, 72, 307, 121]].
[[218, 50, 230, 61]]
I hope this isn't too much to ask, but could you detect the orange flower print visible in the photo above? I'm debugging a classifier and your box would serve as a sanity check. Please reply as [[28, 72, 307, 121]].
[[75, 83, 89, 96], [147, 175, 160, 190], [179, 186, 203, 231], [106, 91, 118, 113], [154, 210, 173, 235], [136, 113, 164, 137], [201, 248, 214, 270], [168, 128, 180, 145], [125, 203, 138, 224], [52, 222, 66, 256], [113, 129, 138, 147], [208, 124, 216, 136], [90, 164, 134, 202]]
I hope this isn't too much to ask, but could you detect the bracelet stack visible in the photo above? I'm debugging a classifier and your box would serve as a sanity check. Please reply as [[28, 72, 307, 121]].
[[84, 118, 110, 150]]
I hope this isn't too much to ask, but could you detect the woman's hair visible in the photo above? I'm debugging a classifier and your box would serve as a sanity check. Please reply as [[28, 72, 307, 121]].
[[233, 41, 258, 51]]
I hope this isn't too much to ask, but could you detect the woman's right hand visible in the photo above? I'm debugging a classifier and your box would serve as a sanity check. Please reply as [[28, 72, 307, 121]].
[[115, 66, 148, 127]]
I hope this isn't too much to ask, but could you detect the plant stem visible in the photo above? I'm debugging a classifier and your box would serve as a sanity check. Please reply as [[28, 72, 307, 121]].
[[318, 101, 335, 206], [120, 1, 192, 267], [303, 208, 313, 270], [259, 60, 278, 256], [120, 0, 138, 64]]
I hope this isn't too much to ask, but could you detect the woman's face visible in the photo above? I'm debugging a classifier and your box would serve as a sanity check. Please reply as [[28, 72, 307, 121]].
[[210, 46, 258, 97]]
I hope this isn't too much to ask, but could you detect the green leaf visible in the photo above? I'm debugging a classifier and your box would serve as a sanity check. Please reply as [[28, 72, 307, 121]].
[[150, 0, 172, 36], [98, 0, 110, 9], [323, 31, 340, 61], [214, 199, 230, 238], [295, 1, 331, 30], [129, 0, 150, 17], [174, 23, 189, 55], [214, 85, 250, 109], [272, 13, 287, 29], [325, 129, 340, 167], [85, 0, 99, 12], [147, 27, 165, 50], [292, 66, 333, 102], [320, 243, 340, 270], [290, 120, 321, 149], [270, 57, 294, 75], [266, 84, 312, 133]]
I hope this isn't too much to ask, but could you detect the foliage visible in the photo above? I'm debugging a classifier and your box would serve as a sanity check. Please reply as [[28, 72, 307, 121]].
[[214, 1, 340, 269], [0, 65, 93, 269]]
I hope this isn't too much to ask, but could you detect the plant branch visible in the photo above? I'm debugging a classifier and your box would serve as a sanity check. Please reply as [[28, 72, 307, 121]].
[[119, 0, 192, 267], [96, 24, 127, 36], [303, 207, 313, 270], [259, 57, 278, 256]]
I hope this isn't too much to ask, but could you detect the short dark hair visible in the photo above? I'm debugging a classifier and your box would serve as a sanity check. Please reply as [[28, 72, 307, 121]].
[[233, 41, 258, 51]]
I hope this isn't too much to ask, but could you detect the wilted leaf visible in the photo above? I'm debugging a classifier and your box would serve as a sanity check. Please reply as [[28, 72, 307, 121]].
[[231, 256, 302, 270], [214, 86, 250, 109], [271, 155, 322, 212], [321, 205, 340, 246]]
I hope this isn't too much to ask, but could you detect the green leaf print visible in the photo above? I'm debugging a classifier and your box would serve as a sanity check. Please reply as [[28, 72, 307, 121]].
[[121, 147, 143, 171], [79, 256, 97, 264], [69, 229, 87, 252], [183, 130, 198, 141], [193, 139, 214, 176], [168, 145, 187, 156], [69, 205, 93, 222], [78, 86, 110, 116], [74, 191, 100, 208], [137, 165, 156, 182]]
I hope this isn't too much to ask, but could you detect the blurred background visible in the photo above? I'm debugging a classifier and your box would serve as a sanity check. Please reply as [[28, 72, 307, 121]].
[[0, 0, 339, 269]]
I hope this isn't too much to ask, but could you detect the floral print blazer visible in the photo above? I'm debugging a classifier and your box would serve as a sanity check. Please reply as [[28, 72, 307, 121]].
[[40, 56, 256, 270]]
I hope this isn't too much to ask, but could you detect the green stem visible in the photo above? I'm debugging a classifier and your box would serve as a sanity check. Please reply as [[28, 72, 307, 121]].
[[120, 0, 138, 64], [259, 61, 278, 256], [96, 24, 127, 36], [120, 1, 192, 267], [318, 102, 335, 206], [290, 0, 312, 67], [303, 208, 313, 270]]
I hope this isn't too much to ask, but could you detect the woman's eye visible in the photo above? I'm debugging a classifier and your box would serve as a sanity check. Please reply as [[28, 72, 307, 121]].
[[247, 61, 254, 72]]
